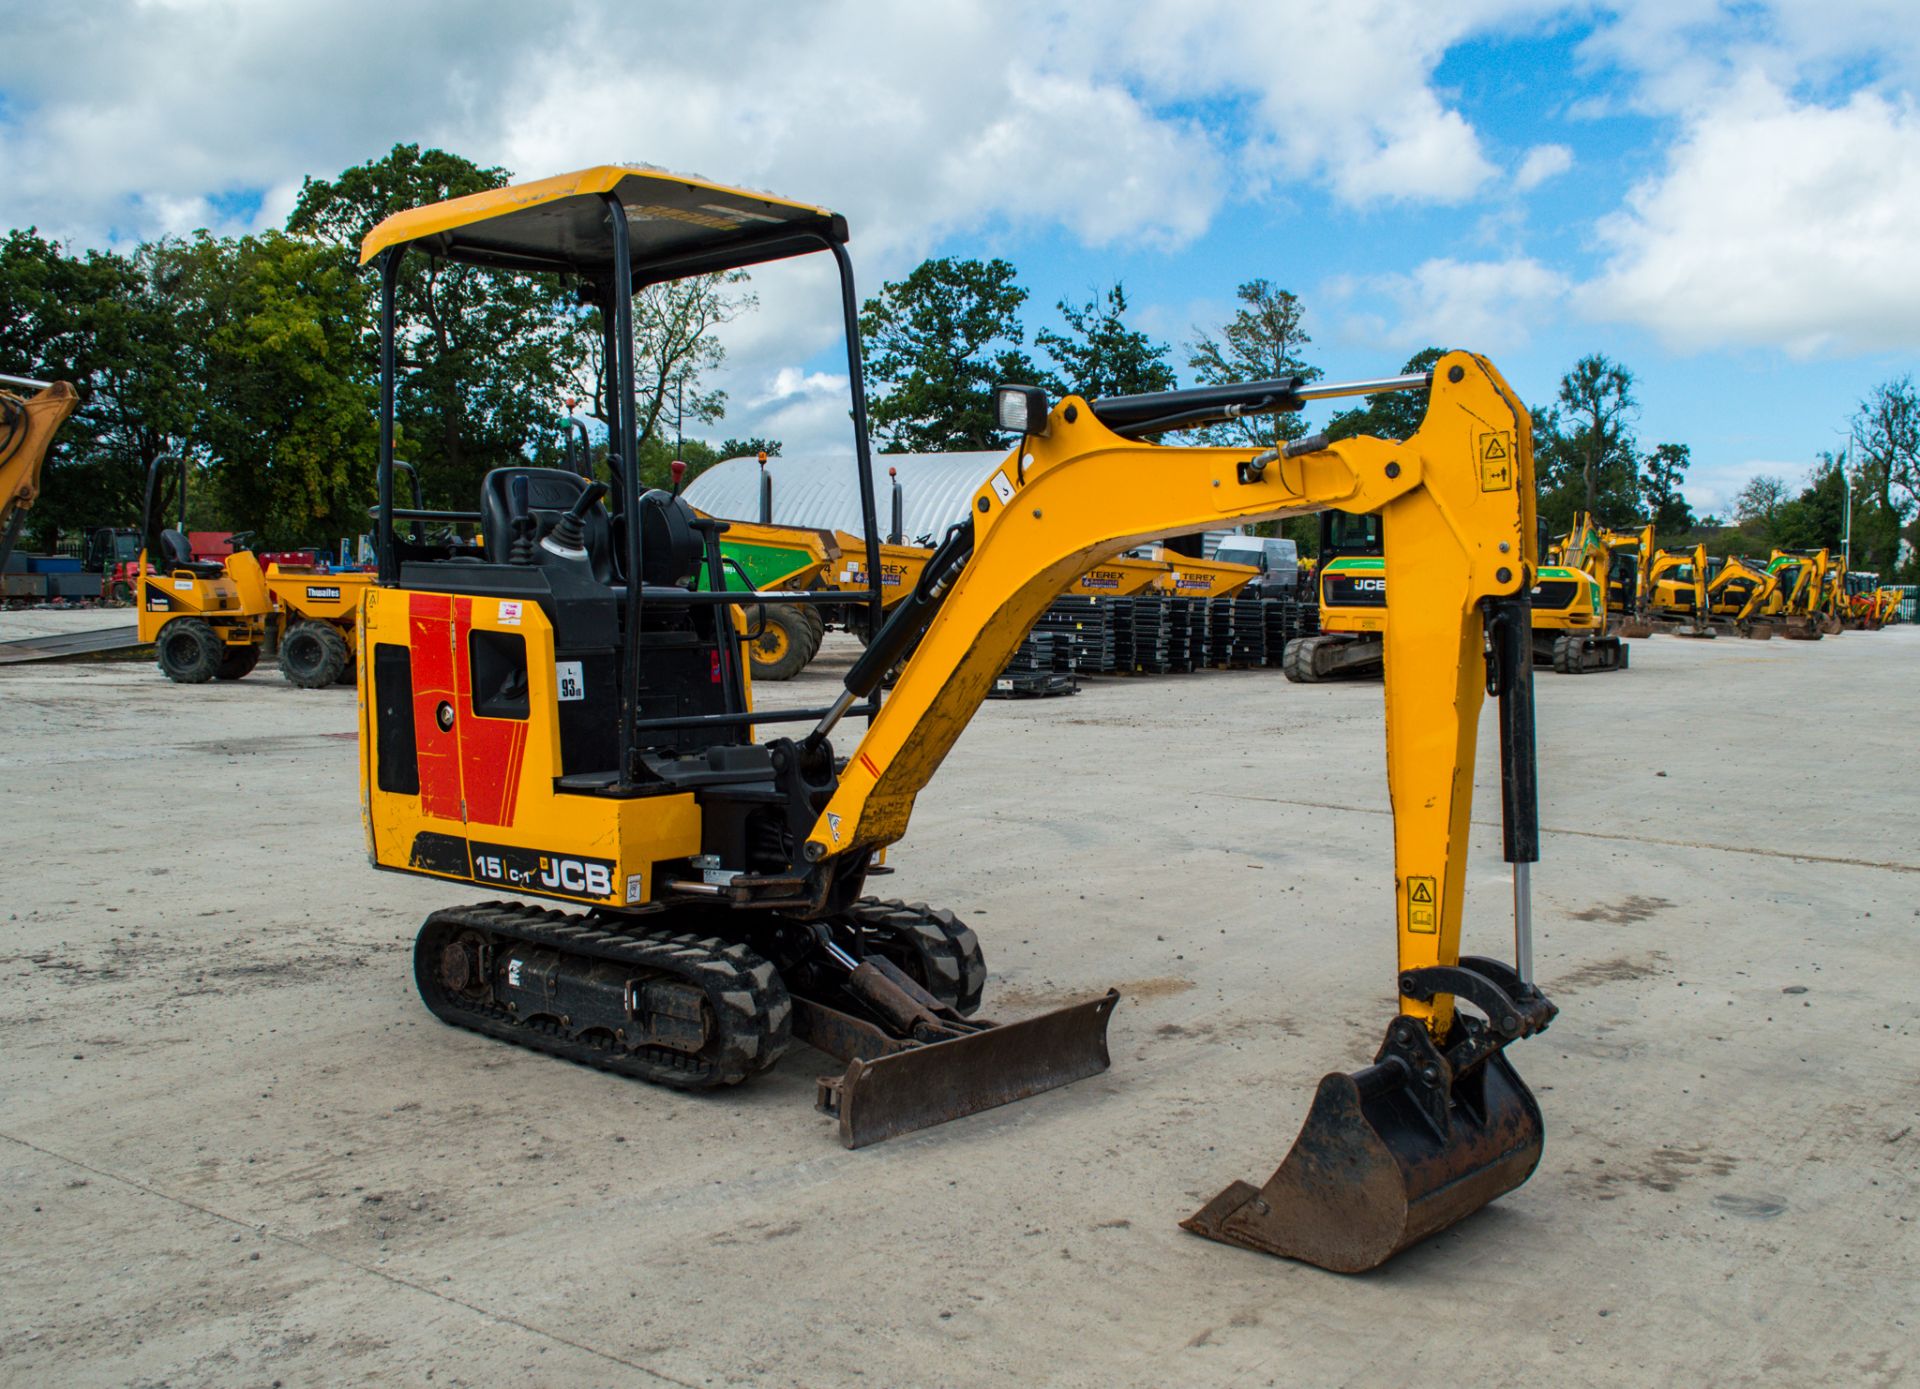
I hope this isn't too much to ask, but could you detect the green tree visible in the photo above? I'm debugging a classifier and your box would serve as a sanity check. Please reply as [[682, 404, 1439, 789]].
[[1186, 279, 1321, 445], [1035, 283, 1174, 400], [195, 232, 380, 541], [714, 437, 782, 460], [1534, 354, 1639, 532], [0, 229, 99, 384], [1771, 456, 1847, 552], [579, 270, 755, 469], [17, 237, 211, 542], [289, 144, 587, 510], [1640, 442, 1694, 537], [859, 257, 1051, 451], [0, 230, 128, 542], [1733, 474, 1791, 532], [1325, 347, 1445, 443], [1851, 376, 1919, 578], [1558, 354, 1638, 517]]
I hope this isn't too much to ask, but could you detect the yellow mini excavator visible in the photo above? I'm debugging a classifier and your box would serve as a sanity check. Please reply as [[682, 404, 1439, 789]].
[[1705, 555, 1778, 638], [354, 166, 1557, 1274], [1645, 543, 1716, 638], [1763, 549, 1832, 640], [1288, 508, 1621, 679]]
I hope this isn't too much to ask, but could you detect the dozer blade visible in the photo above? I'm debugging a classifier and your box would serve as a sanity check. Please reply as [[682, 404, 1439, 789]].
[[812, 991, 1118, 1148], [1184, 1008, 1546, 1273]]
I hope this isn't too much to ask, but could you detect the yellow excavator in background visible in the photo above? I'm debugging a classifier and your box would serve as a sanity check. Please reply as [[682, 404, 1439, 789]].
[[1704, 555, 1779, 638], [1818, 561, 1850, 635], [1644, 543, 1716, 638], [1763, 549, 1831, 640], [1841, 573, 1902, 629], [0, 374, 80, 579], [353, 166, 1557, 1275], [1555, 514, 1659, 637], [1290, 508, 1622, 680]]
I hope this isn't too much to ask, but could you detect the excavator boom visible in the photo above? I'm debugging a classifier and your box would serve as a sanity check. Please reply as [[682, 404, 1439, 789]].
[[803, 353, 1557, 1270]]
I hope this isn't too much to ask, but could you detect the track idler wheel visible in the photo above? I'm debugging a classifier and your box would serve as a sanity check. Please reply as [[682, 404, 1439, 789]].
[[1184, 958, 1555, 1273]]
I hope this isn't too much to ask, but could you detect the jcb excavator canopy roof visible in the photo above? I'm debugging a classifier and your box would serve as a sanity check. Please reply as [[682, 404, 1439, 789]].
[[358, 165, 846, 279]]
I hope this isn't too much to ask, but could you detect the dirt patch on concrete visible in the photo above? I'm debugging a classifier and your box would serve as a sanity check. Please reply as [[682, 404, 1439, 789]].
[[1569, 895, 1676, 924], [1555, 952, 1668, 992], [1582, 1142, 1739, 1200]]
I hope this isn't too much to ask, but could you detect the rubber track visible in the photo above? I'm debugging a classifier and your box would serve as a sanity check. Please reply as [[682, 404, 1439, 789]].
[[850, 897, 987, 1016], [415, 901, 792, 1089]]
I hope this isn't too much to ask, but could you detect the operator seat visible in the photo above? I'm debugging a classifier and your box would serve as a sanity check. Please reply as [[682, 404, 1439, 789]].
[[479, 467, 616, 584], [158, 529, 227, 579]]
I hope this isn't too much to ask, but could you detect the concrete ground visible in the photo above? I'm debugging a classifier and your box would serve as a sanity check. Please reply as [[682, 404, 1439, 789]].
[[1, 625, 1915, 1388], [0, 605, 137, 643]]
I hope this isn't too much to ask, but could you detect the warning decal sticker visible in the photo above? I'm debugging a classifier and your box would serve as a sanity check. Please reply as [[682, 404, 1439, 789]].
[[1407, 875, 1438, 934], [1477, 431, 1514, 492]]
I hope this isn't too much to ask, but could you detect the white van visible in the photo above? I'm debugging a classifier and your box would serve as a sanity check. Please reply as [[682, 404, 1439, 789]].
[[1213, 535, 1300, 595]]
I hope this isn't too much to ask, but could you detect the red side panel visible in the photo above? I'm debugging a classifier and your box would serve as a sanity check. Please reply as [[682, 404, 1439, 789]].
[[406, 593, 531, 829], [451, 597, 529, 828], [409, 594, 462, 820]]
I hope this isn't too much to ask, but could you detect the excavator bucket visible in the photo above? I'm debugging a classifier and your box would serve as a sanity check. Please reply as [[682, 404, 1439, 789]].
[[1183, 1029, 1544, 1272]]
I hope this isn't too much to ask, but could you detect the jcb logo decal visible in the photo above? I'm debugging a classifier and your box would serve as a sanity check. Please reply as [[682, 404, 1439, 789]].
[[469, 840, 616, 899], [538, 856, 612, 896]]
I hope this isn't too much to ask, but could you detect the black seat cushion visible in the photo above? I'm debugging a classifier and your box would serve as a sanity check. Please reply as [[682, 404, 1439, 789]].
[[479, 467, 615, 584], [159, 528, 227, 579]]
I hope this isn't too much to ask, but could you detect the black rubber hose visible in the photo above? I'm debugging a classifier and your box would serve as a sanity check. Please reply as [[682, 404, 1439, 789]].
[[841, 519, 973, 696]]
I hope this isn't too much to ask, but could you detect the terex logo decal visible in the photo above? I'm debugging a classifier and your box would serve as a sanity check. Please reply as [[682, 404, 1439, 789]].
[[469, 840, 615, 899]]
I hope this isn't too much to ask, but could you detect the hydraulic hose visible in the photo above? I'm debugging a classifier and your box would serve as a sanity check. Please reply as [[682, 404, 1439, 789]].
[[807, 519, 973, 748], [842, 518, 973, 697]]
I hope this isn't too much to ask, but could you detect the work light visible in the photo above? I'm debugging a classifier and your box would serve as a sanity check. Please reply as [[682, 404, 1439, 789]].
[[994, 384, 1051, 437]]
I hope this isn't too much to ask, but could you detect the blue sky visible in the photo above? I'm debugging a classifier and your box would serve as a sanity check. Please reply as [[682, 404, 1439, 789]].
[[4, 1, 1917, 515]]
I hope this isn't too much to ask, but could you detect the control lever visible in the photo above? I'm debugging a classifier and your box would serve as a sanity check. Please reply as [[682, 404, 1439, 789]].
[[540, 481, 609, 560]]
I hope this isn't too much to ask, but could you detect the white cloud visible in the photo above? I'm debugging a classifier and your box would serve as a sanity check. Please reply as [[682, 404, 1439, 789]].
[[1685, 456, 1800, 516], [0, 0, 1532, 256], [1111, 0, 1538, 206], [1578, 0, 1920, 114], [1580, 74, 1920, 355], [1338, 256, 1571, 355], [755, 369, 848, 409], [1514, 143, 1573, 190]]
